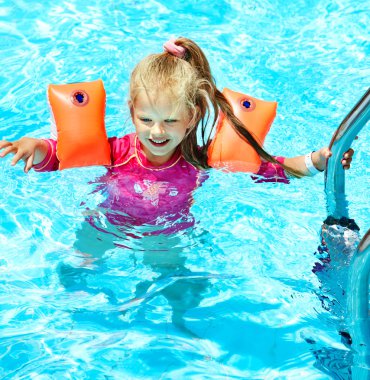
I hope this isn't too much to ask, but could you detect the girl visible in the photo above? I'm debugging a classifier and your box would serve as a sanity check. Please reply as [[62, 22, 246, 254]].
[[0, 37, 354, 226]]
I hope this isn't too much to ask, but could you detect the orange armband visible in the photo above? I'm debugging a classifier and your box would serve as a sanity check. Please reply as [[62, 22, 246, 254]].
[[48, 79, 111, 170], [207, 88, 277, 173]]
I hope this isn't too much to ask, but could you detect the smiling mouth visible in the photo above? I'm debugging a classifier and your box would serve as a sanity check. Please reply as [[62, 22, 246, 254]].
[[149, 138, 170, 147]]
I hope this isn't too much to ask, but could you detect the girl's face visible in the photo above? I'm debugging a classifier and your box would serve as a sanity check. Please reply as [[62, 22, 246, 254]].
[[130, 90, 192, 166]]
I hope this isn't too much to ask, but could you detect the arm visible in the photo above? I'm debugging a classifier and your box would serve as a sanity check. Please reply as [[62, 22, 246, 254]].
[[254, 148, 354, 183], [0, 137, 56, 173], [284, 147, 354, 176]]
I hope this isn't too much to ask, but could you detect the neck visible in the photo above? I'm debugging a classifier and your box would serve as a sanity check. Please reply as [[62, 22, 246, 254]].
[[140, 143, 180, 167]]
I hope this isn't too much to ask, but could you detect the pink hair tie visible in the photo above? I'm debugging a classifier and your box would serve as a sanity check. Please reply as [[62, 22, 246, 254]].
[[163, 38, 186, 59]]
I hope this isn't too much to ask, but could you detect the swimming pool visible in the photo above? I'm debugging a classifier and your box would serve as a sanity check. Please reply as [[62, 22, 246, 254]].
[[0, 0, 369, 378]]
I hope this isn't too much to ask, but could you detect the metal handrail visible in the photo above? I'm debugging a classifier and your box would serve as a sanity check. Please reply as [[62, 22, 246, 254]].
[[323, 88, 370, 377], [348, 230, 370, 320], [325, 88, 370, 219], [347, 230, 370, 377]]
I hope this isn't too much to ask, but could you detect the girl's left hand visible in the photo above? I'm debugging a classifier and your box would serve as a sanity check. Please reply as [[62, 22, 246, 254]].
[[313, 147, 354, 171]]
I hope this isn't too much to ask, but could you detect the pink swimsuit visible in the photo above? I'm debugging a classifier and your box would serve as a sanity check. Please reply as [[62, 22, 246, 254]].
[[34, 133, 288, 228]]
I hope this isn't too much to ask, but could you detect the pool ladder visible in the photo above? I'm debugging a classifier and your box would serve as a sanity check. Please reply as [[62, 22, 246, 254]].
[[324, 87, 370, 378]]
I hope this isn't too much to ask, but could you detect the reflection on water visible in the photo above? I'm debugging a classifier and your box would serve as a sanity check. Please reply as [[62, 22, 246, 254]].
[[311, 345, 353, 380], [314, 222, 360, 319], [311, 221, 362, 378]]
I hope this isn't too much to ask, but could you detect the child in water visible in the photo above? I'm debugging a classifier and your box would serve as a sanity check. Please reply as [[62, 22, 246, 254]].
[[0, 37, 353, 227]]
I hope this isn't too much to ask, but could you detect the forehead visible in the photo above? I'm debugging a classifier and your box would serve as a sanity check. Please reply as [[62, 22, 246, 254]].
[[134, 90, 188, 116]]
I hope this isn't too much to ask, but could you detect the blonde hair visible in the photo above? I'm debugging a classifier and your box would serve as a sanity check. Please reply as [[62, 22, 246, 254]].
[[130, 37, 300, 176]]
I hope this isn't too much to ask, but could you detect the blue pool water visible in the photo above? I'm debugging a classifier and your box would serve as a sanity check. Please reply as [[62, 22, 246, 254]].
[[0, 1, 369, 378]]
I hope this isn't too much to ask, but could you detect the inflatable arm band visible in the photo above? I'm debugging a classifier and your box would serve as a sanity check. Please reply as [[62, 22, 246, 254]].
[[49, 81, 276, 172], [48, 79, 111, 170], [207, 88, 277, 173]]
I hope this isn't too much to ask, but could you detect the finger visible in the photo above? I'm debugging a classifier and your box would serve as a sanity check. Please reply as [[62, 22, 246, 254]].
[[343, 165, 350, 170], [11, 151, 26, 166], [343, 153, 354, 160], [342, 157, 352, 165], [24, 154, 34, 173], [321, 147, 332, 158], [344, 148, 354, 157], [0, 145, 17, 157], [0, 140, 12, 150]]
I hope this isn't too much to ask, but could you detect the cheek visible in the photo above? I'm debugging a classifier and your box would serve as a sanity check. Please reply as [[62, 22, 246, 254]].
[[134, 124, 146, 138], [133, 119, 146, 132], [176, 128, 188, 141]]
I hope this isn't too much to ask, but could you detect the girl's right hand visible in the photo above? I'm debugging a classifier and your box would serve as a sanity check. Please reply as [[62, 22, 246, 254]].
[[0, 137, 48, 173]]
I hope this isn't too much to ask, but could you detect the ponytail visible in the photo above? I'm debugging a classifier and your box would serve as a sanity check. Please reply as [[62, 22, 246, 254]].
[[173, 37, 301, 177]]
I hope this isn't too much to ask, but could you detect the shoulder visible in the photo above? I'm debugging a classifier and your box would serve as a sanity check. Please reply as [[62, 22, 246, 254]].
[[108, 133, 136, 166]]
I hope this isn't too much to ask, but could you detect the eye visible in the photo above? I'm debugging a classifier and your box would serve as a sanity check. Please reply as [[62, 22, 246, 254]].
[[165, 119, 178, 123], [139, 118, 152, 123]]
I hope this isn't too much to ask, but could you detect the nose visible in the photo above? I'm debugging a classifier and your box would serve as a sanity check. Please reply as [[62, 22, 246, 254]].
[[151, 122, 165, 136]]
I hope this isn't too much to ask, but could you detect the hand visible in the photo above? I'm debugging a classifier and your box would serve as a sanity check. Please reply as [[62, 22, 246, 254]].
[[312, 147, 354, 171], [0, 137, 47, 173]]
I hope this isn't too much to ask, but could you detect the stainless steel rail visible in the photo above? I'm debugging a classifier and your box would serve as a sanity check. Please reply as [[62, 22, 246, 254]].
[[323, 88, 370, 377], [325, 88, 370, 219], [348, 230, 370, 323], [347, 230, 370, 378]]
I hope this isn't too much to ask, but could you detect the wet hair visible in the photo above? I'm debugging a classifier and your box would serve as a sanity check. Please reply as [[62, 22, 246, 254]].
[[129, 37, 300, 177]]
